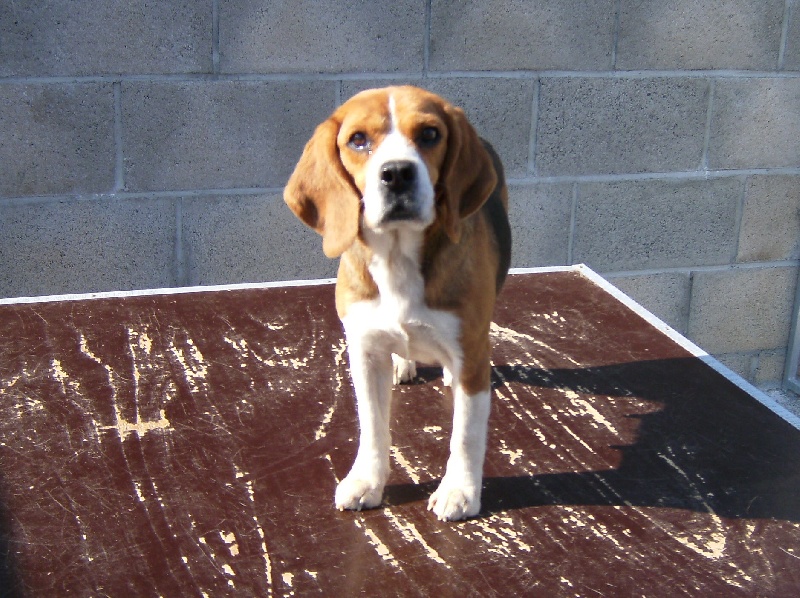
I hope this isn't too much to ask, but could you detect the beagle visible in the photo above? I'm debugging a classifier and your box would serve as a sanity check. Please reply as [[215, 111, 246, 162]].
[[284, 86, 511, 521]]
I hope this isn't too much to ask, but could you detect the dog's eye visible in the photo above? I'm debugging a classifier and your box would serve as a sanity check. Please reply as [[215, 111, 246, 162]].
[[348, 132, 369, 151], [419, 126, 440, 146]]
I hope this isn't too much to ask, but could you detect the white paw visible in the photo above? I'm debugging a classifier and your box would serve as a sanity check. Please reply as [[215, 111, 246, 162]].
[[392, 354, 417, 384], [442, 367, 453, 387], [335, 475, 384, 511], [427, 482, 481, 521]]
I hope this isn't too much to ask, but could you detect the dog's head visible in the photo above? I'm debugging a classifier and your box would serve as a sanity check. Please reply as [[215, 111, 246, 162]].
[[284, 86, 497, 257]]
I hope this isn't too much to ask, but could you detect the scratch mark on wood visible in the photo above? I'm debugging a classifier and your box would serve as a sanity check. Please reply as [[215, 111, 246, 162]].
[[50, 358, 79, 397], [390, 446, 422, 484], [565, 392, 620, 436], [80, 332, 172, 439], [240, 470, 273, 594], [100, 406, 171, 439], [332, 339, 348, 393], [498, 439, 524, 466], [323, 453, 341, 484], [385, 510, 449, 567], [780, 546, 800, 560], [555, 417, 595, 455], [221, 531, 239, 556], [169, 335, 209, 395], [354, 517, 401, 569], [456, 514, 533, 557], [225, 334, 311, 371], [657, 449, 727, 560], [282, 571, 294, 587], [490, 321, 582, 368], [314, 404, 336, 441]]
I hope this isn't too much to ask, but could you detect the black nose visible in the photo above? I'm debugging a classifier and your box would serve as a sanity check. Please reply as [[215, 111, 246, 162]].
[[380, 161, 416, 193]]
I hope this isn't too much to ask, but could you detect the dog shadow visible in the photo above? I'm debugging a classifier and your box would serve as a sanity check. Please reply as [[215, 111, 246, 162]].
[[385, 358, 800, 523]]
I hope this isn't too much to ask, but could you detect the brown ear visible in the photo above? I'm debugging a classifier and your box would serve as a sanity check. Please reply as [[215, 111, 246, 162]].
[[438, 105, 498, 244], [284, 118, 361, 258]]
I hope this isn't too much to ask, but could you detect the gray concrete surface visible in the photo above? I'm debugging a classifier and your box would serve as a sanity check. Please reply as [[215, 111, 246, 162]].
[[535, 77, 710, 176], [616, 0, 786, 70], [761, 386, 800, 420], [572, 178, 741, 271], [0, 0, 798, 387]]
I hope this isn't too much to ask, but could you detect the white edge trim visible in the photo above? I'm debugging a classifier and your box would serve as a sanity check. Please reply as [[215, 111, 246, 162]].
[[509, 266, 576, 275], [3, 265, 797, 430], [0, 278, 337, 306], [1, 266, 567, 305]]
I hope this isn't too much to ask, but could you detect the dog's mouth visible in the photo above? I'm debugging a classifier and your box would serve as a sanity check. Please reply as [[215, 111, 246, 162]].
[[371, 203, 433, 234], [360, 188, 434, 233], [381, 193, 423, 222]]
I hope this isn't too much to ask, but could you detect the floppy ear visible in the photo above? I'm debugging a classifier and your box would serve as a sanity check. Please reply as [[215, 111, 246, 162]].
[[438, 105, 498, 244], [284, 118, 361, 258]]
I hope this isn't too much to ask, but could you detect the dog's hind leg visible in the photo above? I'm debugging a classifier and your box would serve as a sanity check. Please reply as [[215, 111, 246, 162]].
[[392, 353, 417, 384]]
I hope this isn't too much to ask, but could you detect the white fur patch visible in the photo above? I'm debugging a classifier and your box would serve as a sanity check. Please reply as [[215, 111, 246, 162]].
[[361, 95, 435, 232], [343, 228, 462, 372], [428, 387, 491, 521], [336, 223, 469, 517]]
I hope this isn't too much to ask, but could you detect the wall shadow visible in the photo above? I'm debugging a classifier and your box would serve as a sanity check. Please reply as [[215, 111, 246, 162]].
[[388, 358, 800, 523]]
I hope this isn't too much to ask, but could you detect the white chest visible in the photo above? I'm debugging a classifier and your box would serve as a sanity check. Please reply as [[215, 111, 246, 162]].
[[341, 232, 462, 370]]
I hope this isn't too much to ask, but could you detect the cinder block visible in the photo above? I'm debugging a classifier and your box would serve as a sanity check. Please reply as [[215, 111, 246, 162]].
[[688, 266, 798, 354], [605, 272, 691, 334], [0, 1, 211, 77], [738, 175, 800, 263], [709, 78, 800, 170], [219, 0, 424, 73], [753, 349, 787, 385], [714, 352, 754, 381], [707, 349, 786, 386], [181, 193, 338, 286], [342, 78, 535, 177], [0, 84, 115, 198], [122, 81, 336, 192], [507, 183, 572, 268], [0, 197, 177, 299], [784, 7, 800, 70], [429, 0, 615, 71], [535, 77, 709, 176], [616, 0, 785, 70], [762, 387, 800, 419], [572, 178, 740, 272]]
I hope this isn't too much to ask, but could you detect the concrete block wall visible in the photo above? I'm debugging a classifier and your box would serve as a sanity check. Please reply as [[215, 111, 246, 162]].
[[1, 0, 799, 386]]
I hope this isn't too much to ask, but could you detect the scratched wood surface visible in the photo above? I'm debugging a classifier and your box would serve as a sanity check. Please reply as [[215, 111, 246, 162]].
[[0, 271, 798, 597]]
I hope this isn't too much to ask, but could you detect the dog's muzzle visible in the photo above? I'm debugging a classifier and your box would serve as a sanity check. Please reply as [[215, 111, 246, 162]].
[[380, 160, 420, 222]]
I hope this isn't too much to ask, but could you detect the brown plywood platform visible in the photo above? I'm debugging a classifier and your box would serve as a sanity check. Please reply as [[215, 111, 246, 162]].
[[1, 266, 798, 596]]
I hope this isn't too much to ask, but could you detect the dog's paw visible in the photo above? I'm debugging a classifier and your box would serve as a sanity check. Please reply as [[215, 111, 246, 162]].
[[442, 367, 453, 387], [427, 482, 480, 521], [335, 476, 384, 511], [392, 354, 417, 384]]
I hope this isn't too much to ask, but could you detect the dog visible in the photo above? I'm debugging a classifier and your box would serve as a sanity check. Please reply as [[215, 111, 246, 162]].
[[284, 85, 511, 520]]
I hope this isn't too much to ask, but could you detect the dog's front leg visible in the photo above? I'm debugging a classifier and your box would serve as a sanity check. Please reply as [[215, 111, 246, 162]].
[[335, 337, 393, 511], [428, 385, 491, 521]]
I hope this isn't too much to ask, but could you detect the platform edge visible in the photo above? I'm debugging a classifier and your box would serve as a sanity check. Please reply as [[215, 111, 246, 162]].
[[0, 278, 337, 306], [572, 264, 800, 431]]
